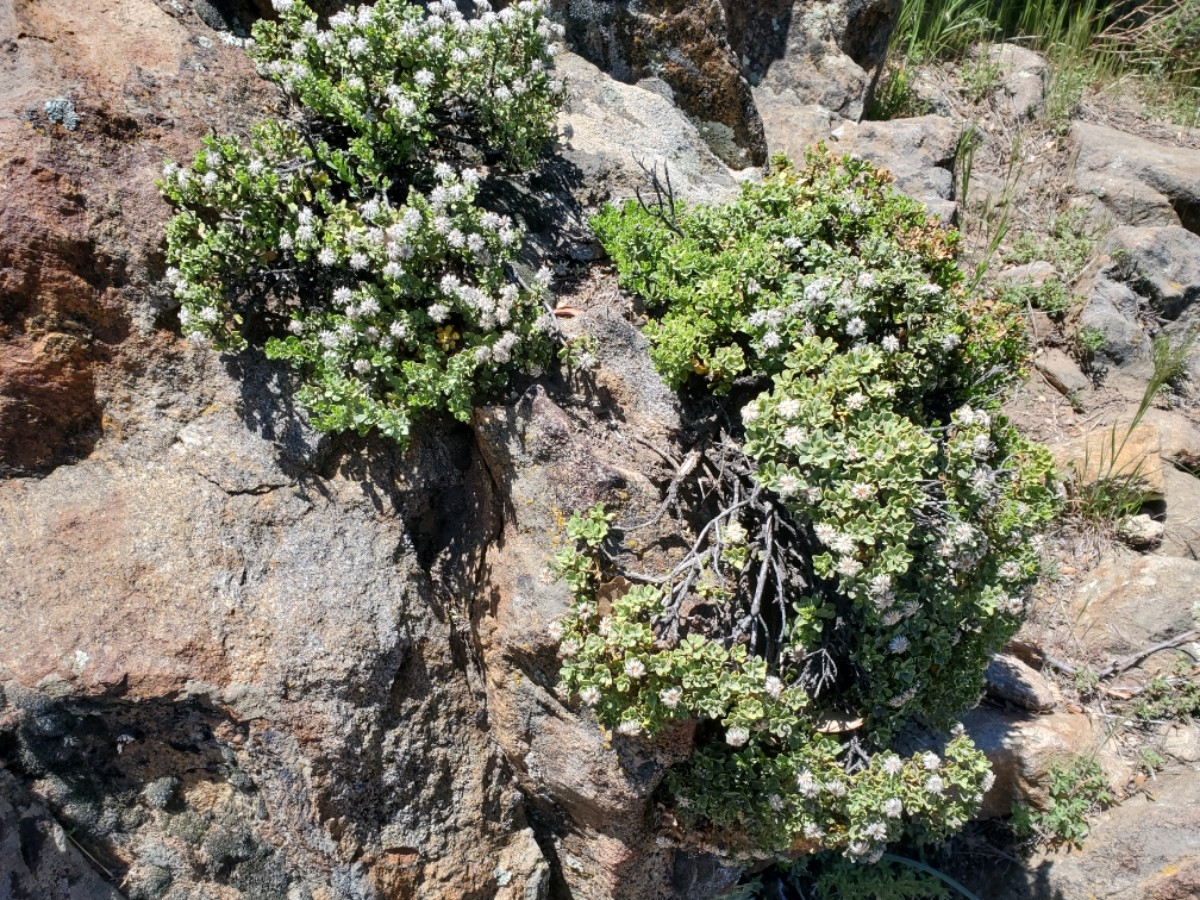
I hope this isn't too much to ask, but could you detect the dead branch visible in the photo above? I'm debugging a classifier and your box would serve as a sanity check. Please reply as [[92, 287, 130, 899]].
[[623, 450, 702, 532], [1096, 629, 1199, 680], [634, 157, 684, 237]]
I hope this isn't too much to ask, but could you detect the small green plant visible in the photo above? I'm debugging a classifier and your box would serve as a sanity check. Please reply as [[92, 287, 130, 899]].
[[1065, 426, 1150, 527], [1042, 60, 1093, 130], [1000, 279, 1072, 320], [1137, 747, 1166, 772], [1137, 81, 1200, 128], [869, 63, 931, 120], [565, 501, 613, 548], [1011, 755, 1112, 848], [961, 130, 1025, 291], [961, 56, 1005, 103], [1007, 209, 1103, 282], [160, 0, 567, 445], [1131, 674, 1200, 722], [1073, 665, 1100, 697], [1151, 331, 1196, 390], [1074, 325, 1108, 370], [558, 332, 599, 374]]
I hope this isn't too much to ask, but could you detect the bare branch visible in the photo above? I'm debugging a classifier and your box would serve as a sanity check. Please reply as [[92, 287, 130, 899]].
[[633, 157, 685, 237]]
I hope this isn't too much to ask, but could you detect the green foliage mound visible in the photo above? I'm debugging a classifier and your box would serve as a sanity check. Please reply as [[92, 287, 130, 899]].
[[551, 152, 1061, 860], [160, 0, 566, 444]]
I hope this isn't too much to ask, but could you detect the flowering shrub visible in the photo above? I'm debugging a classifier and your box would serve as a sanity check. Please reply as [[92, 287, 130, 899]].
[[551, 152, 1061, 859], [160, 0, 566, 443]]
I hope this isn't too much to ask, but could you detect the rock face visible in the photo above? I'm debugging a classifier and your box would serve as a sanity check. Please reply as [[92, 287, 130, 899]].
[[1070, 122, 1200, 231], [470, 304, 740, 899], [738, 0, 900, 124], [1054, 420, 1167, 503], [1070, 555, 1200, 662], [1008, 769, 1200, 900], [984, 43, 1049, 119], [828, 115, 960, 219], [0, 769, 123, 900], [551, 0, 902, 170], [551, 0, 766, 168], [556, 52, 739, 206], [0, 344, 550, 898], [1074, 225, 1200, 384], [985, 654, 1057, 712], [963, 706, 1101, 819], [0, 0, 221, 478], [1158, 464, 1200, 559], [730, 2, 966, 220], [1035, 348, 1091, 398], [550, 0, 958, 222]]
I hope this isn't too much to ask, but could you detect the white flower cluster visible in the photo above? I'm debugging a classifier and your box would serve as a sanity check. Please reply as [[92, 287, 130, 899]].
[[161, 0, 565, 445]]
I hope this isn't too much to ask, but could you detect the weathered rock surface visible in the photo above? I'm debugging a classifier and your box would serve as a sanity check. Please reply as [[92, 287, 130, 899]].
[[1157, 464, 1200, 560], [0, 0, 265, 478], [1117, 512, 1165, 549], [1104, 226, 1200, 323], [1004, 769, 1200, 900], [828, 115, 961, 220], [1071, 555, 1200, 662], [553, 0, 903, 170], [1140, 408, 1200, 472], [1074, 270, 1154, 378], [0, 768, 122, 900], [1071, 122, 1200, 231], [551, 0, 766, 168], [1035, 348, 1091, 398], [983, 43, 1049, 119], [963, 706, 1102, 818], [997, 260, 1057, 285], [470, 298, 739, 899], [556, 52, 739, 206], [731, 0, 899, 104], [1073, 225, 1200, 383], [0, 348, 555, 898], [985, 654, 1057, 712], [0, 1, 560, 893], [745, 0, 899, 137], [1054, 421, 1166, 503], [551, 0, 958, 220]]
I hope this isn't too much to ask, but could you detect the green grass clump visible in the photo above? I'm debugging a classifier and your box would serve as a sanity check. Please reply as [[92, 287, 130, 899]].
[[1066, 331, 1195, 526], [874, 0, 1199, 128]]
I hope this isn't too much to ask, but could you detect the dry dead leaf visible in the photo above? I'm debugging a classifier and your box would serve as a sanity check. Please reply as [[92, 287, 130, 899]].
[[597, 576, 632, 617], [814, 715, 864, 734]]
